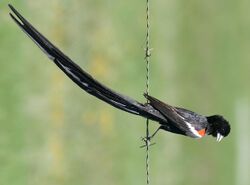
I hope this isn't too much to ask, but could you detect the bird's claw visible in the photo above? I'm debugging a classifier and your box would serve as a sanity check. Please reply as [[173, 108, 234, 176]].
[[141, 136, 150, 142], [140, 136, 156, 148]]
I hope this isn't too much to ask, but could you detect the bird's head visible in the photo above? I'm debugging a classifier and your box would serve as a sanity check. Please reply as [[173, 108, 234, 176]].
[[207, 115, 230, 142]]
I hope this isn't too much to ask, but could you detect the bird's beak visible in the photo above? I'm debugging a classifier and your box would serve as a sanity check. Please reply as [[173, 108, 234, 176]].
[[216, 133, 224, 142]]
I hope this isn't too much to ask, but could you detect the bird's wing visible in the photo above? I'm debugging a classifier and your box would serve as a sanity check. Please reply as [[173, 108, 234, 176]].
[[8, 4, 167, 123], [175, 107, 207, 126], [145, 94, 204, 138]]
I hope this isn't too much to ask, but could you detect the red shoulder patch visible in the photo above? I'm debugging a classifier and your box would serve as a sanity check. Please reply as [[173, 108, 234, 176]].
[[198, 129, 206, 137]]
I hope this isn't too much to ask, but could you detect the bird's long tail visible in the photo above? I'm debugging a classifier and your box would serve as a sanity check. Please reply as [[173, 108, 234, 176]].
[[8, 4, 166, 123]]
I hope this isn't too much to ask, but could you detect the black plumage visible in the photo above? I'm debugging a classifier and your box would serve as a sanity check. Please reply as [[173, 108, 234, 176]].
[[8, 4, 230, 141]]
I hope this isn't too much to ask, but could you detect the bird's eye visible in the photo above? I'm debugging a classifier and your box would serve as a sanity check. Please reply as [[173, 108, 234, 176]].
[[220, 128, 226, 135]]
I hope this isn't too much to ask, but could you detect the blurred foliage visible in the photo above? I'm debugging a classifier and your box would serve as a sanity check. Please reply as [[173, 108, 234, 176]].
[[0, 0, 250, 185]]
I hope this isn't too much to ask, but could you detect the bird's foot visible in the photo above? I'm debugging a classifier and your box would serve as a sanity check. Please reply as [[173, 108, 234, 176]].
[[140, 136, 156, 148]]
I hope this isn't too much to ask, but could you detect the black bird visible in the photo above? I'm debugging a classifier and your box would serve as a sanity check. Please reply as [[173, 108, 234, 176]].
[[8, 4, 230, 142]]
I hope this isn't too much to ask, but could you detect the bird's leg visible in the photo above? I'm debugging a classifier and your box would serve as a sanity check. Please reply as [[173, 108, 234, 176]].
[[149, 126, 162, 139], [140, 126, 162, 148]]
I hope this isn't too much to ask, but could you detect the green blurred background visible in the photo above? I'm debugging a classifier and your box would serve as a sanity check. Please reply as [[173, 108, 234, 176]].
[[0, 0, 249, 185]]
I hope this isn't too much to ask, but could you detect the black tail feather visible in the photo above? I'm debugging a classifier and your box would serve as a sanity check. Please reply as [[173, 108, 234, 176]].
[[9, 4, 167, 123]]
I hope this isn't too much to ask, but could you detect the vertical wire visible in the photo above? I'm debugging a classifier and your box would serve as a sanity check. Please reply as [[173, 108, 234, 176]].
[[146, 118, 150, 185], [145, 0, 151, 184]]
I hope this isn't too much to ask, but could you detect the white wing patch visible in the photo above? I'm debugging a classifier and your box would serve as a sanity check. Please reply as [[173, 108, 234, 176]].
[[177, 112, 202, 138], [184, 121, 202, 138]]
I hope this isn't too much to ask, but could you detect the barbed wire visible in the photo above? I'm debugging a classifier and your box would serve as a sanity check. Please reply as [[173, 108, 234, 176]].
[[144, 0, 152, 184]]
